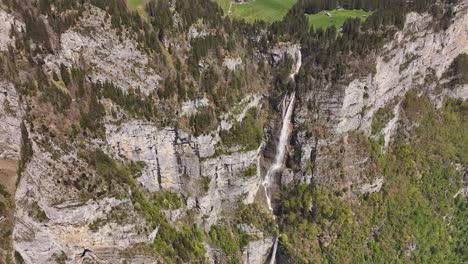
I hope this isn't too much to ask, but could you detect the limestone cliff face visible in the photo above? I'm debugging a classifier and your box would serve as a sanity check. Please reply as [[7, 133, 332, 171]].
[[0, 80, 23, 262], [297, 2, 468, 190], [44, 6, 162, 95], [105, 119, 262, 228], [0, 9, 22, 52], [0, 81, 23, 159], [2, 1, 466, 263], [13, 135, 155, 263], [0, 10, 23, 160], [335, 4, 468, 135], [2, 2, 272, 261]]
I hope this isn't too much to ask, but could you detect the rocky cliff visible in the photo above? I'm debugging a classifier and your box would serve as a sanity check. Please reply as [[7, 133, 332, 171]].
[[296, 2, 468, 193], [0, 0, 466, 263]]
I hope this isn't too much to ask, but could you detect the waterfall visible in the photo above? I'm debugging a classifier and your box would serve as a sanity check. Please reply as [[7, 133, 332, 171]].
[[263, 48, 301, 264], [262, 92, 295, 211], [289, 49, 302, 80], [269, 237, 279, 264]]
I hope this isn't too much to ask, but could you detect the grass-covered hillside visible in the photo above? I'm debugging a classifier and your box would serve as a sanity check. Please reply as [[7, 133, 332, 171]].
[[127, 0, 146, 13], [217, 0, 297, 23], [214, 0, 371, 30], [308, 9, 372, 30]]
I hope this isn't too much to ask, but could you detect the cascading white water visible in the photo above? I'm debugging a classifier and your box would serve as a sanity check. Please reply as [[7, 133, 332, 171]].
[[289, 49, 302, 79], [269, 237, 279, 264], [262, 92, 295, 211], [264, 48, 301, 264]]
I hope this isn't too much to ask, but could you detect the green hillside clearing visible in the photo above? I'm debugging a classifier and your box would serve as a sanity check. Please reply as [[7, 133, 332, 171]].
[[308, 9, 372, 30]]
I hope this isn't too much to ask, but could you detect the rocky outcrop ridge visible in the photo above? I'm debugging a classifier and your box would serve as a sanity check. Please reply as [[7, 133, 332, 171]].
[[44, 6, 162, 95]]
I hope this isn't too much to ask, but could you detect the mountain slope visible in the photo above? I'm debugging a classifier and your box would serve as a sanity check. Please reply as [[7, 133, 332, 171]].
[[0, 0, 466, 263]]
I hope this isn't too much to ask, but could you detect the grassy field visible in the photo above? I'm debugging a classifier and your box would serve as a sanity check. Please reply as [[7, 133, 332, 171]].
[[215, 0, 232, 13], [127, 0, 146, 14], [308, 9, 372, 30], [216, 0, 297, 23]]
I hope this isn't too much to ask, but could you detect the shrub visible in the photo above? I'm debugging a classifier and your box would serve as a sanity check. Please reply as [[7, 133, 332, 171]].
[[219, 108, 262, 151], [444, 53, 468, 85]]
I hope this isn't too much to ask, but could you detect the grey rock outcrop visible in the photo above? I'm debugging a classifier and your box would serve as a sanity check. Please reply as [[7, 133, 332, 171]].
[[14, 136, 153, 263], [243, 237, 274, 264], [360, 178, 384, 194], [0, 9, 22, 51], [181, 97, 211, 117], [0, 81, 23, 159], [223, 57, 243, 71], [44, 6, 162, 95], [335, 4, 468, 135], [264, 43, 301, 65], [105, 119, 263, 227], [106, 121, 199, 192], [297, 3, 468, 189]]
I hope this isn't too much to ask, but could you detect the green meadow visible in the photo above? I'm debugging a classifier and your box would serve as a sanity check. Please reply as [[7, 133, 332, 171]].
[[127, 0, 146, 14], [217, 0, 297, 23], [130, 0, 370, 30], [307, 9, 372, 30]]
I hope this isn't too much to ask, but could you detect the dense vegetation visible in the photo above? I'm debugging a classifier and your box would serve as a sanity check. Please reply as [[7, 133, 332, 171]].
[[444, 53, 468, 85], [219, 108, 263, 151], [279, 93, 468, 263]]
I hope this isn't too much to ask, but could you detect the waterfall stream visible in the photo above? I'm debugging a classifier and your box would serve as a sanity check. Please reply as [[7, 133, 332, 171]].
[[263, 48, 301, 264], [289, 49, 302, 80], [262, 92, 295, 211], [269, 237, 279, 264]]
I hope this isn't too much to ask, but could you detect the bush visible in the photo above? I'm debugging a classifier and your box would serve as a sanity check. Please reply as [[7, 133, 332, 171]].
[[189, 106, 217, 136], [371, 102, 395, 134], [209, 225, 240, 262], [444, 53, 468, 85], [219, 108, 262, 151], [240, 163, 257, 177]]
